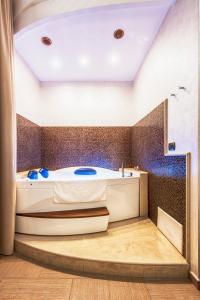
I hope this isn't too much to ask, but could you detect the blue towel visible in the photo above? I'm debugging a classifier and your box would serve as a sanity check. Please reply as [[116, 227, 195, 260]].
[[27, 170, 38, 180], [39, 168, 49, 178]]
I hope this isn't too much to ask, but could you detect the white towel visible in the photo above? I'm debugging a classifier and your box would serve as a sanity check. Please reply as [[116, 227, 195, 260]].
[[54, 180, 107, 203]]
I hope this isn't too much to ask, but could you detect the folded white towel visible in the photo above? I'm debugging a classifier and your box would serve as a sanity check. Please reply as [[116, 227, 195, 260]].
[[54, 180, 107, 203]]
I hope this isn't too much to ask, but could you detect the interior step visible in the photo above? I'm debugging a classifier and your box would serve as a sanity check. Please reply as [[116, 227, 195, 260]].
[[15, 218, 189, 280], [16, 207, 109, 235], [16, 207, 109, 218]]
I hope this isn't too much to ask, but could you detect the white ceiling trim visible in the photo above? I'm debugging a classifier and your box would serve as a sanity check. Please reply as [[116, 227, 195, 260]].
[[13, 0, 171, 33]]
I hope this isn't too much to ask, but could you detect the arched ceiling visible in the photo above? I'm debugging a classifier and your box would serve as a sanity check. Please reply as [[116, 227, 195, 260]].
[[14, 0, 175, 82]]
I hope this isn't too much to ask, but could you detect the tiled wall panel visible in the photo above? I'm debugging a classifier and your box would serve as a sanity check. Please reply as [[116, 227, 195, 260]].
[[41, 127, 131, 170], [131, 103, 186, 253], [17, 114, 41, 172]]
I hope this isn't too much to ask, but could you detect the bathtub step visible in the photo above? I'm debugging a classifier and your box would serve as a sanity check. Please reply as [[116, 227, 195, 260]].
[[16, 207, 109, 219], [16, 207, 109, 235]]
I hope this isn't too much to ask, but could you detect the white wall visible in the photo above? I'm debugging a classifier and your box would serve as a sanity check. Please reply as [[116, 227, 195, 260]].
[[130, 0, 199, 277], [39, 82, 133, 126], [14, 55, 134, 126], [14, 52, 43, 125]]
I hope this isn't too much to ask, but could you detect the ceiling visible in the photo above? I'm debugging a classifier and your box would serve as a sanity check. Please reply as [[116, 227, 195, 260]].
[[14, 0, 175, 82]]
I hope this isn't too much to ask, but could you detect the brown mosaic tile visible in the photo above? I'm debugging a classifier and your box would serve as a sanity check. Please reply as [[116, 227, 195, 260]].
[[131, 103, 186, 255], [41, 127, 132, 170], [17, 114, 41, 172]]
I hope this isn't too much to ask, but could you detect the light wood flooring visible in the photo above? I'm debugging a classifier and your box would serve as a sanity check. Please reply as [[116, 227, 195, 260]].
[[0, 254, 199, 300]]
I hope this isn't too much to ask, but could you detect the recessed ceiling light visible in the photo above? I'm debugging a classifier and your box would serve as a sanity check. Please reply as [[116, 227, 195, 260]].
[[79, 56, 90, 67], [110, 54, 120, 64], [41, 36, 52, 46], [51, 58, 62, 69], [114, 29, 124, 39]]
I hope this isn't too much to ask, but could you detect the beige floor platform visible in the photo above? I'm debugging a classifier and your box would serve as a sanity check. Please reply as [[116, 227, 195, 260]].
[[15, 218, 189, 280]]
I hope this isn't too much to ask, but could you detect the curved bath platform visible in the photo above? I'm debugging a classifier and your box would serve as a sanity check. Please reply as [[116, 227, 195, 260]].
[[15, 218, 189, 280]]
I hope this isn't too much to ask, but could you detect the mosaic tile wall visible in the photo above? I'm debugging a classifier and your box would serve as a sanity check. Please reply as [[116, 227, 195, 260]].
[[17, 114, 41, 172], [41, 127, 132, 170], [131, 102, 186, 253]]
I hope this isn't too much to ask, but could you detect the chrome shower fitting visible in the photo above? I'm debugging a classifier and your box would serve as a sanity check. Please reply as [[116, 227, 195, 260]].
[[121, 161, 124, 177], [179, 86, 186, 91], [170, 93, 176, 97]]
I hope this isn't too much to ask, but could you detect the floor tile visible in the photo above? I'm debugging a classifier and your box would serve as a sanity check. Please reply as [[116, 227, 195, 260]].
[[38, 265, 84, 279], [70, 279, 110, 300], [108, 281, 151, 300], [0, 259, 42, 279], [146, 282, 200, 299], [0, 255, 199, 300], [0, 278, 72, 300]]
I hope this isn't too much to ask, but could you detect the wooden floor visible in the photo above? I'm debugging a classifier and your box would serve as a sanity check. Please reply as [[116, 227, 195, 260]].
[[0, 254, 200, 300]]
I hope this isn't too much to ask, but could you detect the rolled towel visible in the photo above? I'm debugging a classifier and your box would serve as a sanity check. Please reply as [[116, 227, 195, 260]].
[[39, 168, 49, 178], [27, 170, 38, 180]]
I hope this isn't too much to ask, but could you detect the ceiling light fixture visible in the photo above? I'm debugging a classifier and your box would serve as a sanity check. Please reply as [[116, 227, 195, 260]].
[[79, 56, 90, 67], [41, 36, 52, 46], [51, 58, 62, 69], [114, 29, 124, 39], [110, 54, 120, 64]]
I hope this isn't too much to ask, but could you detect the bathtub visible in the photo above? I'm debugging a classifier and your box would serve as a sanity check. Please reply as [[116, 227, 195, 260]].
[[16, 167, 142, 235]]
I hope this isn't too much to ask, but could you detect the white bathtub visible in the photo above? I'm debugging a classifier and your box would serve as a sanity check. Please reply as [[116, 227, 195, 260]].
[[16, 167, 141, 235]]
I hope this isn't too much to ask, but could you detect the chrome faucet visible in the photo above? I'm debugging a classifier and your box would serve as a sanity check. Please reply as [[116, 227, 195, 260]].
[[121, 161, 124, 177]]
